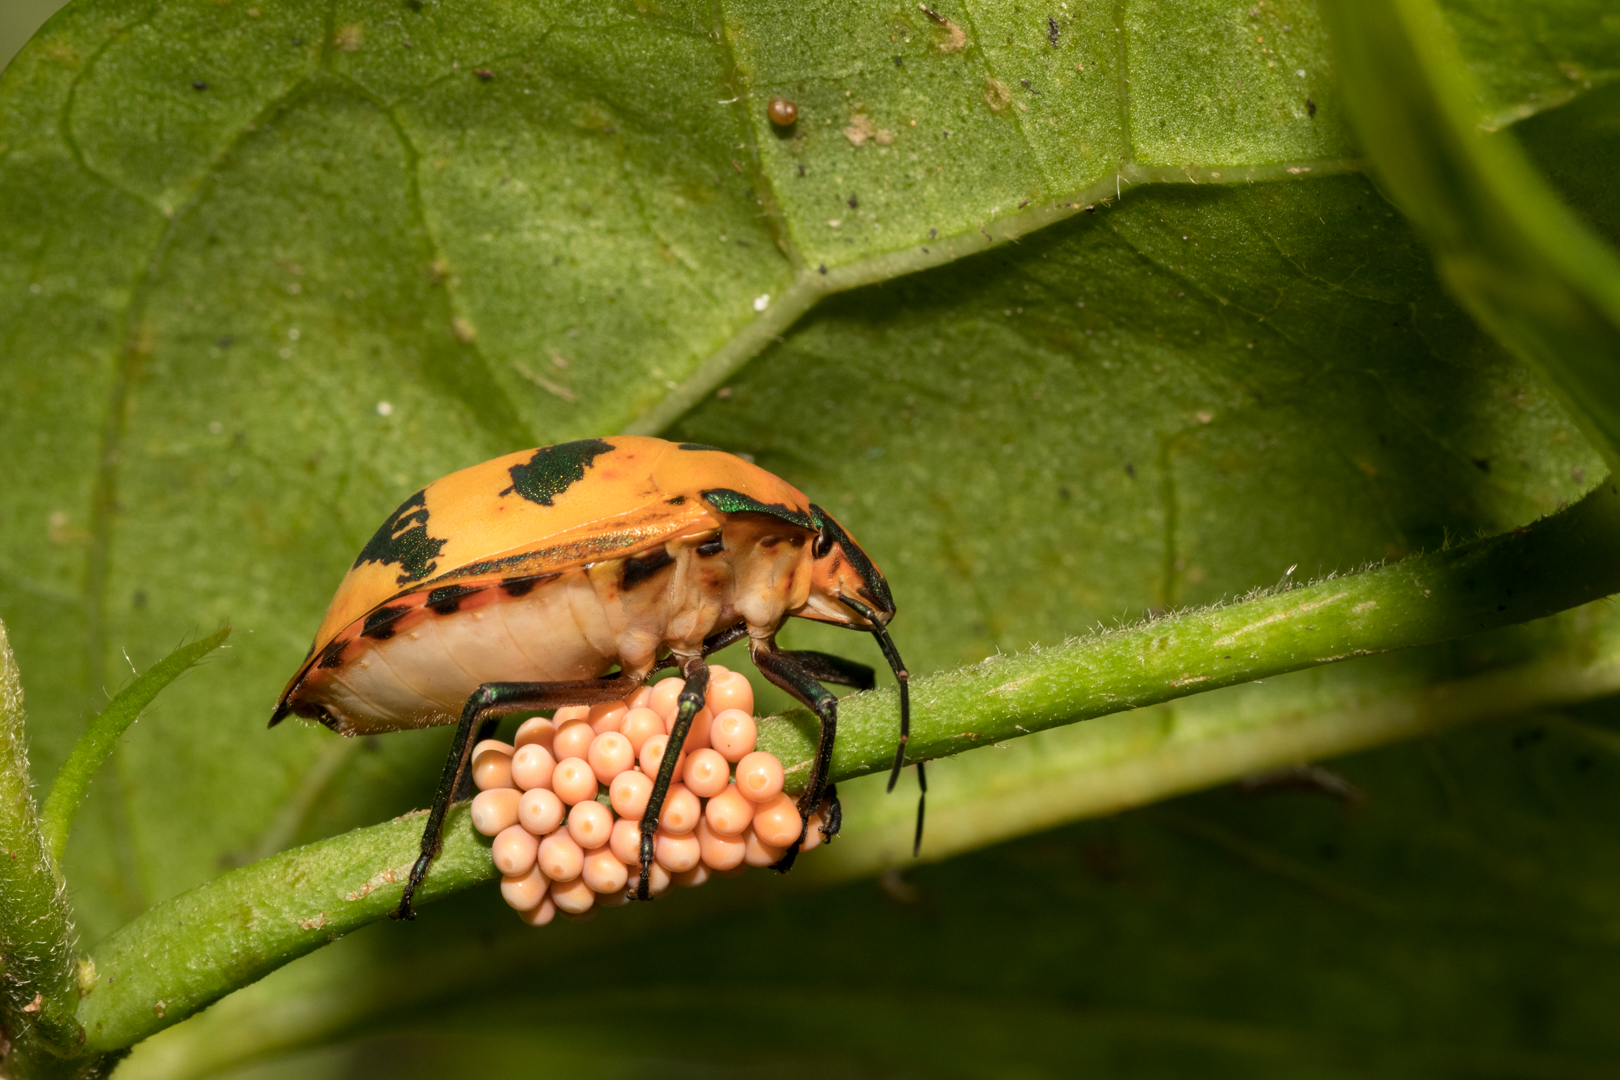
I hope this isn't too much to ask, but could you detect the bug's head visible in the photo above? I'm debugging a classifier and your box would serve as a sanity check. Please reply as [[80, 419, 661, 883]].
[[800, 505, 895, 629], [803, 505, 915, 816]]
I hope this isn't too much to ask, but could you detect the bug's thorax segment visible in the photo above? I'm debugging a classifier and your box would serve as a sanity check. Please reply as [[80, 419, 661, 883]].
[[717, 513, 815, 632]]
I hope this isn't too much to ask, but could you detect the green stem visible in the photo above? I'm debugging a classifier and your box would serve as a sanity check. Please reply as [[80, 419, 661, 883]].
[[77, 809, 489, 1053], [39, 627, 230, 867], [74, 479, 1620, 1055], [1321, 0, 1620, 473], [0, 621, 90, 1077], [114, 615, 1620, 1080]]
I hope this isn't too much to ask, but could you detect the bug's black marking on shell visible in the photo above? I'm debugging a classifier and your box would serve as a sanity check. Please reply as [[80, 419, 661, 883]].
[[666, 495, 686, 505], [317, 639, 348, 669], [501, 574, 554, 597], [678, 443, 724, 453], [353, 489, 447, 585], [697, 536, 724, 557], [428, 584, 480, 614], [362, 605, 411, 640], [500, 439, 614, 508], [701, 488, 815, 529], [622, 547, 675, 589]]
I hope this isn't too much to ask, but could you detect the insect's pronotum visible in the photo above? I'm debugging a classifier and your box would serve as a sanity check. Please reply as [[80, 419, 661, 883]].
[[271, 437, 918, 918]]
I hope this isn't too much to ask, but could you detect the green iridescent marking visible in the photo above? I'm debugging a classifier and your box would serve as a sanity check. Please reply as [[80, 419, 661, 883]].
[[701, 487, 815, 529]]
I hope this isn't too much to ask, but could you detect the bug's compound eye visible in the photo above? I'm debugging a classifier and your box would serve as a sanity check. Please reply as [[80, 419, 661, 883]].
[[767, 97, 799, 127], [813, 528, 835, 559]]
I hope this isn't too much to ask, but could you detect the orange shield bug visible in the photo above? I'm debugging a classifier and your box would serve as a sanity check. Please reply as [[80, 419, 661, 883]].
[[272, 437, 916, 917]]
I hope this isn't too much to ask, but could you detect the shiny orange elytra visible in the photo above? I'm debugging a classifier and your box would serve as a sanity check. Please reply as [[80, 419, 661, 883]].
[[269, 436, 915, 918]]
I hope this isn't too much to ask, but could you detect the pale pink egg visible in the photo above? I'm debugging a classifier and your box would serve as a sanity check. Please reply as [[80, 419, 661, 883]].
[[735, 751, 785, 803], [708, 708, 757, 763], [491, 824, 538, 876], [509, 743, 556, 791], [500, 865, 548, 911], [704, 786, 754, 835], [609, 770, 652, 820], [551, 757, 599, 805], [752, 792, 803, 848], [537, 831, 584, 882], [469, 788, 520, 837], [696, 818, 746, 871], [517, 787, 565, 836]]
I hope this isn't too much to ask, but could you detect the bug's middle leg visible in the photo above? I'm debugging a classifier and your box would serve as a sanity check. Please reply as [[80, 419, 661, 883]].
[[749, 638, 841, 873], [635, 654, 709, 901]]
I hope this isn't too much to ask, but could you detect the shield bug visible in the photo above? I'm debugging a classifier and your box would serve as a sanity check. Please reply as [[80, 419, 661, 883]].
[[272, 437, 915, 917]]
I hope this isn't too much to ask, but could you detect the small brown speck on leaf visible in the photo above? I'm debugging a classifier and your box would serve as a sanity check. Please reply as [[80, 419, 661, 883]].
[[21, 993, 41, 1014], [983, 78, 1012, 111], [475, 68, 494, 81], [918, 4, 967, 51]]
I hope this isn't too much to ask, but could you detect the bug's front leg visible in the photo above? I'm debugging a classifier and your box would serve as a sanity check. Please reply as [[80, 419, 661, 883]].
[[748, 638, 841, 874], [635, 654, 709, 901]]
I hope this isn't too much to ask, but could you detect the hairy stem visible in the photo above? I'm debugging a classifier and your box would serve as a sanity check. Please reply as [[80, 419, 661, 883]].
[[76, 809, 489, 1053], [0, 622, 91, 1077]]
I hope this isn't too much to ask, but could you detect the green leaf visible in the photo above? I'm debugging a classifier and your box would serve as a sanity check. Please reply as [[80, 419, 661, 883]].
[[39, 625, 229, 866], [2, 0, 1619, 1073]]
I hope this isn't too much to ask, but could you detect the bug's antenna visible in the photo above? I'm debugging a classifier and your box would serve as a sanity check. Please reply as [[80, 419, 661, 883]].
[[840, 592, 921, 852], [868, 624, 911, 794]]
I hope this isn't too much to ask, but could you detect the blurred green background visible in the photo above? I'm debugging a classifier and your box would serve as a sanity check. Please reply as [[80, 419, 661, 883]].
[[0, 0, 63, 71], [4, 1, 1620, 1076]]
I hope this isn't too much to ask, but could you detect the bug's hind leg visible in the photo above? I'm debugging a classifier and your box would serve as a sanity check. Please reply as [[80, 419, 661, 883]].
[[395, 674, 641, 922], [636, 655, 709, 901], [749, 639, 841, 874]]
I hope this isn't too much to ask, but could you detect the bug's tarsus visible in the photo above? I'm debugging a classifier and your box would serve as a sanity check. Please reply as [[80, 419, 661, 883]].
[[637, 656, 710, 901], [821, 783, 842, 840]]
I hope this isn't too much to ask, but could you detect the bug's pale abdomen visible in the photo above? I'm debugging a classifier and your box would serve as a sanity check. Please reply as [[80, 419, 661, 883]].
[[298, 571, 620, 734]]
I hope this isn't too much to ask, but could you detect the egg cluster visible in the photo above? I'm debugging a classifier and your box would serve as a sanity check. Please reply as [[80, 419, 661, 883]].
[[468, 666, 822, 926]]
